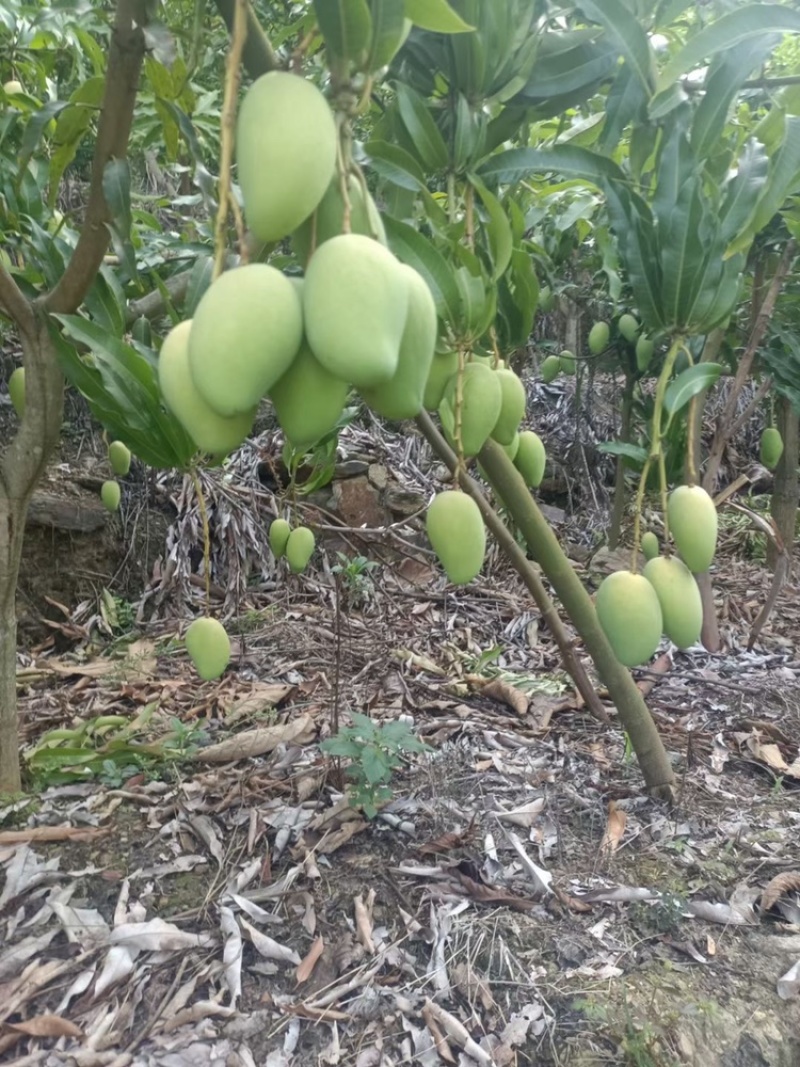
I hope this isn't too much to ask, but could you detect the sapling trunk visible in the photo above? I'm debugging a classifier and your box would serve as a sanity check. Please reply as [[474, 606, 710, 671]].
[[476, 438, 676, 801]]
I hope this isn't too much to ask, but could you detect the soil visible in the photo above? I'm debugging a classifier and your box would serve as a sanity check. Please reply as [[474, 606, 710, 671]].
[[2, 374, 800, 1066]]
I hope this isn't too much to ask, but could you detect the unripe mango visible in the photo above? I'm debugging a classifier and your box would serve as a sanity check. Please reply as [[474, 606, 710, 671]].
[[303, 234, 408, 388], [588, 321, 609, 355], [636, 335, 654, 372], [108, 441, 131, 477], [424, 350, 460, 411], [442, 362, 503, 457], [8, 366, 25, 417], [3, 80, 23, 95], [595, 570, 663, 668], [491, 369, 527, 445], [618, 313, 639, 343], [101, 480, 121, 512], [237, 72, 337, 243], [185, 617, 231, 680], [504, 433, 520, 462], [643, 556, 702, 650], [159, 320, 255, 455], [541, 354, 561, 384], [559, 350, 576, 375], [189, 265, 303, 416], [538, 286, 555, 313], [361, 265, 437, 420], [269, 518, 291, 559], [514, 430, 546, 489], [760, 427, 783, 470], [270, 342, 350, 449], [292, 174, 386, 267], [286, 526, 315, 573], [426, 490, 485, 585], [641, 531, 659, 561], [667, 484, 717, 573]]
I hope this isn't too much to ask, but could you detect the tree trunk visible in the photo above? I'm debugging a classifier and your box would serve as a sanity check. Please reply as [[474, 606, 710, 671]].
[[0, 319, 64, 794], [477, 439, 676, 801], [608, 374, 634, 550], [767, 395, 799, 571]]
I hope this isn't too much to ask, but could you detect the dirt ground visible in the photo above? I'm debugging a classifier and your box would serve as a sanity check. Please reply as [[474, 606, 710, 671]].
[[2, 382, 800, 1066]]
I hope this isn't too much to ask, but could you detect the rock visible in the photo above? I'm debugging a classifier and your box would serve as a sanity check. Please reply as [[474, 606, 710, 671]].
[[367, 463, 389, 490], [331, 475, 390, 528]]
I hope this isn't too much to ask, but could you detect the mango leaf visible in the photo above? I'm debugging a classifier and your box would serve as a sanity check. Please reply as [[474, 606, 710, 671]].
[[599, 62, 648, 151], [576, 0, 655, 92], [394, 83, 449, 172], [604, 181, 665, 331], [658, 6, 800, 90], [314, 0, 372, 64], [185, 255, 215, 318], [383, 216, 460, 324], [404, 0, 473, 33], [690, 36, 779, 161], [739, 116, 800, 247], [718, 138, 769, 245], [102, 158, 132, 237], [598, 441, 648, 464], [477, 144, 626, 186], [366, 0, 407, 70], [470, 175, 512, 279], [364, 139, 428, 190], [664, 363, 723, 416], [514, 34, 618, 112]]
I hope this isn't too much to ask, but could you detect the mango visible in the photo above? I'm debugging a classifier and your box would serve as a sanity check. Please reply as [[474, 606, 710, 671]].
[[442, 362, 502, 457], [237, 71, 337, 243], [185, 617, 231, 680], [541, 354, 561, 384], [361, 265, 438, 420], [641, 531, 659, 561], [595, 570, 663, 668], [643, 556, 702, 650], [286, 526, 316, 573], [514, 430, 546, 488], [618, 313, 639, 343], [504, 433, 520, 462], [303, 234, 408, 387], [108, 441, 131, 477], [760, 427, 783, 470], [538, 286, 555, 313], [559, 349, 576, 375], [3, 80, 23, 95], [270, 342, 350, 449], [588, 321, 609, 355], [636, 335, 654, 372], [159, 320, 255, 455], [424, 350, 460, 411], [8, 366, 25, 417], [490, 368, 527, 445], [292, 174, 386, 267], [667, 485, 718, 573], [101, 480, 121, 512], [189, 265, 303, 416], [426, 490, 486, 585], [269, 518, 291, 559]]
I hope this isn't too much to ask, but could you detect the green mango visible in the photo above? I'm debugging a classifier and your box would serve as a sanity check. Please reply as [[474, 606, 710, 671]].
[[292, 174, 386, 267], [101, 480, 121, 512], [269, 518, 291, 559], [185, 617, 231, 680], [426, 490, 485, 585], [667, 485, 718, 573], [286, 526, 316, 573], [596, 570, 663, 668], [514, 430, 546, 488], [237, 71, 337, 243], [442, 362, 502, 457], [641, 531, 659, 561], [8, 366, 25, 417], [636, 335, 654, 372], [108, 441, 131, 477], [490, 368, 527, 445], [618, 313, 639, 343], [559, 350, 576, 375], [588, 321, 609, 355], [760, 427, 783, 470], [270, 342, 350, 450], [643, 556, 702, 649], [541, 354, 561, 384], [423, 350, 460, 411]]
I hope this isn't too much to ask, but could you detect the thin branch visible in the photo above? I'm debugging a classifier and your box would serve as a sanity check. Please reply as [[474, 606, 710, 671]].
[[44, 0, 150, 314], [213, 0, 281, 79], [0, 263, 35, 338]]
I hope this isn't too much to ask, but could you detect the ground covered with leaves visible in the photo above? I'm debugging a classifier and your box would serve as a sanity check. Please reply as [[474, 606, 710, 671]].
[[4, 404, 800, 1067]]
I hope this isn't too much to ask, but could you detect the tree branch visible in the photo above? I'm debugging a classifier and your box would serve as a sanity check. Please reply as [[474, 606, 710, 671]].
[[213, 0, 281, 79], [44, 0, 150, 315], [0, 264, 35, 338]]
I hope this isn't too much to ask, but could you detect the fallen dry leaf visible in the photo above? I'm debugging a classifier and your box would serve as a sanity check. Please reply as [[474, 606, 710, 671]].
[[474, 676, 529, 717], [194, 713, 316, 763], [455, 870, 537, 912], [354, 891, 376, 954], [6, 1013, 82, 1038], [760, 872, 800, 913], [0, 826, 110, 845], [599, 801, 627, 855], [295, 936, 325, 985]]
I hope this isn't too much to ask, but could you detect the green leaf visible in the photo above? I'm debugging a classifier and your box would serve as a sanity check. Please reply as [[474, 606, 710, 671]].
[[690, 36, 779, 161], [364, 139, 428, 190], [404, 0, 473, 33], [366, 0, 407, 70], [314, 0, 372, 64], [576, 0, 655, 92], [718, 138, 769, 245], [383, 215, 461, 324], [477, 144, 627, 187], [604, 181, 665, 331], [394, 83, 449, 172], [470, 175, 512, 279], [102, 158, 132, 236], [515, 33, 618, 112], [598, 441, 649, 464], [362, 745, 390, 785], [664, 363, 723, 416], [658, 6, 800, 91], [185, 255, 215, 318], [598, 62, 648, 151]]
